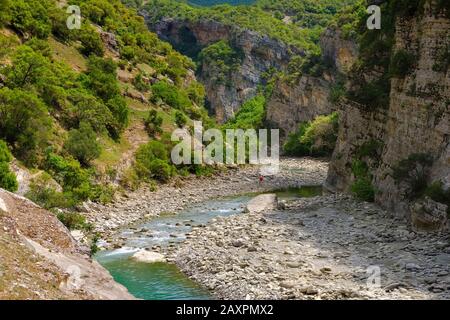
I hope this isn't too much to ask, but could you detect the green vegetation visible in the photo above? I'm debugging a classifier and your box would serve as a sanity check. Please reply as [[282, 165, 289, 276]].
[[0, 0, 211, 216], [283, 112, 339, 157], [145, 110, 164, 136], [424, 182, 450, 215], [348, 139, 383, 202], [198, 40, 243, 85], [134, 140, 175, 183], [0, 140, 18, 192], [64, 122, 102, 166], [392, 153, 433, 200], [393, 153, 449, 213], [143, 0, 341, 54], [350, 159, 375, 202], [57, 211, 93, 231], [389, 50, 415, 78], [224, 95, 266, 129], [175, 111, 188, 128]]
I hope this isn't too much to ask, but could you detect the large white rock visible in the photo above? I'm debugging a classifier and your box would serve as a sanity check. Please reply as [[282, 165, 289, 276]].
[[245, 194, 278, 213], [131, 250, 166, 263]]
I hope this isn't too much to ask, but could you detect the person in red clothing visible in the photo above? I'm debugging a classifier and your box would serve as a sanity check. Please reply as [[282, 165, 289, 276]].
[[259, 175, 264, 183]]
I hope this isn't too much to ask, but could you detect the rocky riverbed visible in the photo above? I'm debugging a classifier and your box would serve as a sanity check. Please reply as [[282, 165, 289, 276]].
[[166, 194, 450, 300], [84, 158, 328, 236]]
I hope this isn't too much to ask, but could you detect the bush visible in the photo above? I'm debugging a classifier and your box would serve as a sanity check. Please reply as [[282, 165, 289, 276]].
[[283, 123, 310, 156], [134, 140, 175, 182], [45, 152, 92, 201], [0, 140, 13, 163], [65, 122, 101, 165], [175, 111, 188, 128], [351, 159, 375, 202], [78, 25, 105, 57], [283, 112, 339, 157], [145, 109, 163, 136], [351, 177, 375, 202], [424, 182, 450, 214], [389, 50, 415, 77], [0, 139, 18, 192], [392, 153, 433, 199], [151, 81, 192, 111], [25, 172, 75, 209], [57, 212, 92, 231], [224, 95, 266, 129], [0, 162, 18, 192]]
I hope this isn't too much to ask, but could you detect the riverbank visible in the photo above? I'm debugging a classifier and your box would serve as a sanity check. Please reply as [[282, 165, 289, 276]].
[[84, 158, 328, 237], [167, 194, 450, 300]]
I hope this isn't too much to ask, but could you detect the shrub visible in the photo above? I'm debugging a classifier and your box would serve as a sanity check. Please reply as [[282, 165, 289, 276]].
[[25, 173, 75, 209], [145, 109, 163, 136], [133, 72, 150, 92], [175, 111, 188, 128], [329, 82, 346, 104], [355, 139, 383, 160], [392, 153, 433, 199], [283, 123, 310, 156], [0, 140, 13, 163], [134, 140, 175, 182], [224, 95, 266, 130], [351, 177, 375, 202], [151, 81, 192, 111], [44, 152, 92, 201], [0, 88, 52, 165], [389, 50, 415, 77], [283, 112, 339, 157], [351, 159, 375, 202], [78, 24, 105, 57], [57, 211, 92, 231], [0, 162, 18, 192], [424, 182, 450, 214], [65, 122, 101, 165]]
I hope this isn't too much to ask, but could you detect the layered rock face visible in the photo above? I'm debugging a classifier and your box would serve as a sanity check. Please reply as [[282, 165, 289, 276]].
[[142, 15, 297, 122], [266, 29, 357, 140], [0, 188, 134, 299], [327, 3, 449, 225]]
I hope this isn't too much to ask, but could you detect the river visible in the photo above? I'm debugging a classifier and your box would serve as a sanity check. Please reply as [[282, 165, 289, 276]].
[[95, 186, 322, 300]]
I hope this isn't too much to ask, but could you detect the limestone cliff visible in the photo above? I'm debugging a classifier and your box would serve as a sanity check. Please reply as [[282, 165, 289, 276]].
[[326, 1, 449, 227], [266, 28, 357, 140], [141, 14, 298, 122]]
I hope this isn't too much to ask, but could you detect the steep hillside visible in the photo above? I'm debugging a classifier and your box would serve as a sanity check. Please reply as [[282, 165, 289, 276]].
[[138, 0, 355, 122], [0, 0, 212, 214]]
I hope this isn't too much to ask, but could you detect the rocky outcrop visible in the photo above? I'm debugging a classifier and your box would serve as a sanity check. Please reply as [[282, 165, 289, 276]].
[[266, 75, 335, 140], [0, 188, 134, 299], [141, 15, 299, 122], [266, 28, 357, 140], [326, 1, 450, 225]]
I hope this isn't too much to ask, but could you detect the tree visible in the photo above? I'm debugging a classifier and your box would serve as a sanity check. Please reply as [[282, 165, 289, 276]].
[[0, 88, 52, 165], [78, 24, 105, 57], [0, 140, 18, 192], [64, 122, 101, 165], [5, 46, 49, 89], [0, 0, 11, 27]]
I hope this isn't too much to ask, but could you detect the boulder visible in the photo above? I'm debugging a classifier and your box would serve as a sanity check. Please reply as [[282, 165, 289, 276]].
[[245, 194, 278, 213], [131, 250, 166, 263], [410, 197, 448, 232]]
